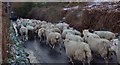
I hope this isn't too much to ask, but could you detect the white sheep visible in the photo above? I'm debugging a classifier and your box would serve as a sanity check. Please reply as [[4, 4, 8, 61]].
[[111, 39, 118, 53], [62, 29, 81, 39], [62, 29, 74, 39], [64, 39, 92, 65], [49, 28, 61, 33], [83, 29, 100, 38], [20, 19, 28, 26], [19, 25, 28, 41], [117, 36, 120, 64], [38, 28, 46, 41], [111, 38, 120, 64], [94, 31, 115, 40], [46, 22, 55, 28], [12, 22, 18, 36], [46, 32, 62, 51], [41, 24, 47, 28], [41, 21, 47, 25], [73, 29, 81, 36], [36, 20, 42, 24], [84, 34, 112, 64], [26, 25, 36, 39], [34, 24, 41, 30], [65, 32, 83, 42], [83, 29, 100, 42], [26, 25, 34, 30], [56, 22, 69, 31]]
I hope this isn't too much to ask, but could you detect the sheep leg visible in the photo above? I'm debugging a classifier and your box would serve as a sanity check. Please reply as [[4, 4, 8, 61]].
[[105, 60, 108, 65], [26, 35, 28, 41], [15, 28, 18, 36], [87, 56, 92, 65], [24, 35, 26, 41], [13, 24, 18, 36], [48, 41, 53, 48], [71, 62, 74, 65], [23, 35, 25, 41], [68, 57, 74, 65], [39, 37, 41, 42], [46, 40, 48, 45], [59, 43, 62, 53], [24, 36, 26, 41], [21, 35, 23, 41], [22, 35, 24, 41], [43, 36, 45, 41], [25, 31, 28, 41], [20, 34, 23, 41], [41, 35, 44, 41], [53, 44, 55, 49], [104, 57, 108, 65], [47, 40, 52, 48], [82, 62, 85, 65], [49, 44, 52, 47], [88, 63, 90, 65], [86, 59, 91, 65]]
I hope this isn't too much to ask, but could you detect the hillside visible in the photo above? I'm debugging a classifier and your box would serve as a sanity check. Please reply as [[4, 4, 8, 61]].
[[11, 2, 120, 32]]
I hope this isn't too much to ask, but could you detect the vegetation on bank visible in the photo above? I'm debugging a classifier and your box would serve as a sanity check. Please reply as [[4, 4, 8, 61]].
[[12, 2, 120, 32]]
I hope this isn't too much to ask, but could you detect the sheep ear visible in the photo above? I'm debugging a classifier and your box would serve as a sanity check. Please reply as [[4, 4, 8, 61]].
[[56, 36, 59, 38], [64, 39, 69, 42]]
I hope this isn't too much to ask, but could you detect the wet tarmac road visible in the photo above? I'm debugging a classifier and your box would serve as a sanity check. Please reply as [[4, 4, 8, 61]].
[[24, 39, 118, 65]]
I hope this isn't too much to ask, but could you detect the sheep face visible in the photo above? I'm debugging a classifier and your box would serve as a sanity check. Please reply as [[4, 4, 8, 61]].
[[83, 29, 89, 35], [83, 34, 91, 42], [55, 34, 61, 43], [41, 29, 45, 33], [56, 36, 59, 42]]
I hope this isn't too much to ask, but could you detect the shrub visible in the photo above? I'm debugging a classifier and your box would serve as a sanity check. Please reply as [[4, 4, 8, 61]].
[[14, 2, 36, 18]]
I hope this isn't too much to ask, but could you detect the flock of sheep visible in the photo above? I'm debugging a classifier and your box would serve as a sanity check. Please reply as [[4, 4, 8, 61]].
[[12, 18, 120, 65]]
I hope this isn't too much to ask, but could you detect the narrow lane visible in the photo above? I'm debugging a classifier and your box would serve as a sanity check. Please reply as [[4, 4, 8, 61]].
[[24, 39, 69, 63]]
